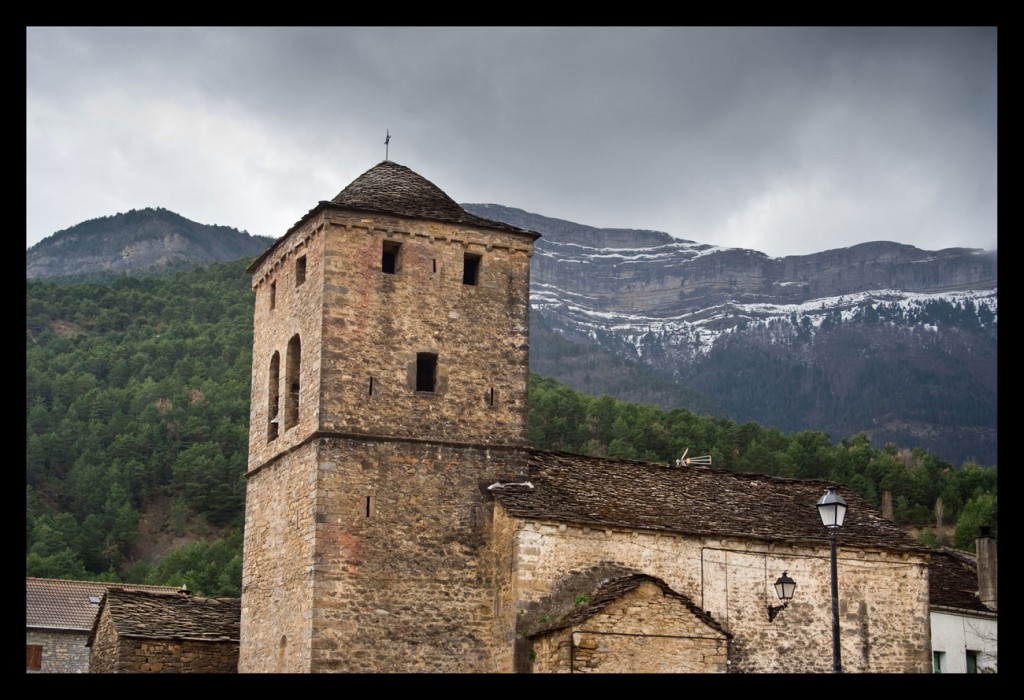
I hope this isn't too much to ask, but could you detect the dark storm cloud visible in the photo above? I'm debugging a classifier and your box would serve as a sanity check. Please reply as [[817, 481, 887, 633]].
[[27, 27, 996, 257]]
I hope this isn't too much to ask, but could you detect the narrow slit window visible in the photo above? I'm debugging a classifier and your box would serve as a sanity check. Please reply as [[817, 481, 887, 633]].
[[463, 253, 481, 285], [416, 352, 438, 392], [366, 496, 371, 517], [368, 377, 374, 396], [488, 387, 495, 406], [269, 281, 276, 310], [382, 241, 401, 274], [295, 255, 307, 286], [432, 258, 437, 274]]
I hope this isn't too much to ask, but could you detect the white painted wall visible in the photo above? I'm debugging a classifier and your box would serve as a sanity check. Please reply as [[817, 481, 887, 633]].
[[930, 608, 997, 673]]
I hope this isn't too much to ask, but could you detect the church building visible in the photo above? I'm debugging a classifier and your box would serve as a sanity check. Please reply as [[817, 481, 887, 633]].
[[239, 160, 932, 673]]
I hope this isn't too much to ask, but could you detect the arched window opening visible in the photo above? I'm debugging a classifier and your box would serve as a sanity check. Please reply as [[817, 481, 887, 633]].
[[285, 335, 301, 429], [268, 351, 281, 441]]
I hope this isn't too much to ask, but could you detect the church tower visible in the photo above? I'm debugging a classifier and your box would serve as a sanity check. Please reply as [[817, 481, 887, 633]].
[[238, 161, 539, 672]]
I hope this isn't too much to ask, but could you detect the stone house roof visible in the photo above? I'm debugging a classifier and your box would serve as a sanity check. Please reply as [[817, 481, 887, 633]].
[[929, 548, 991, 614], [26, 578, 180, 633], [249, 160, 540, 272], [88, 589, 240, 645], [489, 450, 926, 553], [522, 562, 730, 639]]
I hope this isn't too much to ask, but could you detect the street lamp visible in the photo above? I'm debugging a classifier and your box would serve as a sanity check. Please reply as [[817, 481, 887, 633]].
[[767, 571, 797, 622], [817, 485, 847, 673]]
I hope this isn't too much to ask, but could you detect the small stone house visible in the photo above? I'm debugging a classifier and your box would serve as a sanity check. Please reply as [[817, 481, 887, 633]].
[[88, 588, 240, 673], [929, 529, 997, 673], [26, 578, 179, 673]]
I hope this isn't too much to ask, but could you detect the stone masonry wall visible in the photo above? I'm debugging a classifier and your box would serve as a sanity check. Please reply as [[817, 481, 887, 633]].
[[529, 581, 730, 673], [26, 630, 91, 673], [316, 210, 533, 447], [238, 441, 318, 672], [247, 217, 326, 469], [107, 639, 238, 673], [88, 606, 119, 673], [306, 438, 529, 673], [507, 514, 931, 673]]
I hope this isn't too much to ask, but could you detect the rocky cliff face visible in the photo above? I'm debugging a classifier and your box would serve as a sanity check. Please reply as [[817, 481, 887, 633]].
[[464, 204, 998, 467]]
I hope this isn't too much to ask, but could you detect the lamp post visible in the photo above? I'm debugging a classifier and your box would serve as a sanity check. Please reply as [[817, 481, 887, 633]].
[[767, 571, 797, 622], [816, 485, 847, 673]]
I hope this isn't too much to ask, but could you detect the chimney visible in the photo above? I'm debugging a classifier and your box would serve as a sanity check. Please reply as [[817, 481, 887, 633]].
[[975, 526, 997, 611]]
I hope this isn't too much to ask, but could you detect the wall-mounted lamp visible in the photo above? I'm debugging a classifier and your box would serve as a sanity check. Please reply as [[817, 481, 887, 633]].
[[767, 571, 797, 622]]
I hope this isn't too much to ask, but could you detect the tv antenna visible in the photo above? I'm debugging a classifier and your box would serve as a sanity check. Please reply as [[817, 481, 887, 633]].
[[675, 448, 712, 467]]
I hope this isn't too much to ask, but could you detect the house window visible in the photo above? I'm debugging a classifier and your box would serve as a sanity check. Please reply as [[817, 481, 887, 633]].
[[270, 281, 276, 310], [295, 255, 307, 286], [463, 253, 481, 285], [382, 241, 401, 274], [27, 644, 42, 671], [416, 353, 438, 392], [966, 650, 979, 674], [285, 335, 301, 429], [933, 651, 945, 673], [268, 351, 280, 441]]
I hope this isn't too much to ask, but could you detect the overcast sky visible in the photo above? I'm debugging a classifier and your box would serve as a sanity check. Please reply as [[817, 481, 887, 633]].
[[26, 27, 997, 257]]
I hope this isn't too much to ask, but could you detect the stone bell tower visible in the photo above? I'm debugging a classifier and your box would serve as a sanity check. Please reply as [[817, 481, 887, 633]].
[[238, 161, 539, 672]]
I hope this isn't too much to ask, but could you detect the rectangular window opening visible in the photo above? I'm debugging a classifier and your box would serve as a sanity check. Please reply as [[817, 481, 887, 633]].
[[966, 650, 979, 674], [382, 241, 401, 274], [416, 352, 438, 392], [295, 255, 307, 286], [463, 253, 481, 285], [933, 651, 945, 673], [366, 496, 371, 517], [269, 281, 277, 310]]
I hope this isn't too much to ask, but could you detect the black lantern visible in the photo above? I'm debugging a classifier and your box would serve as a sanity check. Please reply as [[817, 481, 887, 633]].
[[767, 571, 796, 622], [816, 486, 848, 529]]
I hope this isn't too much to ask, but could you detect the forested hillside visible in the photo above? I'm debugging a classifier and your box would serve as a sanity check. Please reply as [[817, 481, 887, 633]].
[[26, 260, 997, 596]]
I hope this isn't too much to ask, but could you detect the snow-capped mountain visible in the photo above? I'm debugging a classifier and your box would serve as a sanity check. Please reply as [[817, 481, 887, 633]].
[[464, 204, 998, 467]]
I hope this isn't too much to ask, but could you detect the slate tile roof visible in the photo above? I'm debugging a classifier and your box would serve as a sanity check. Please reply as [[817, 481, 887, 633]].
[[26, 578, 181, 632], [250, 160, 539, 272], [928, 548, 991, 613], [330, 160, 538, 235], [490, 450, 926, 552], [91, 589, 240, 643], [522, 562, 730, 639]]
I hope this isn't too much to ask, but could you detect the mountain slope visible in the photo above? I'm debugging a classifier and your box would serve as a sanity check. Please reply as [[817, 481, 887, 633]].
[[26, 208, 276, 280]]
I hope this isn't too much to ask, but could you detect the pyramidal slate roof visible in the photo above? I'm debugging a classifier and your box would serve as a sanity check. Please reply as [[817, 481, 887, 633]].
[[26, 578, 181, 632], [330, 160, 538, 236], [489, 450, 926, 552], [250, 160, 539, 272], [91, 589, 240, 643]]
